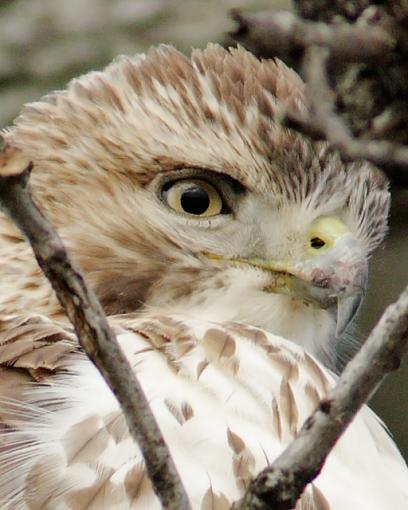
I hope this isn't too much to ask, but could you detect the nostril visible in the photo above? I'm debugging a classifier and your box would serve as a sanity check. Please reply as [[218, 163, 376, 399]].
[[310, 237, 326, 249]]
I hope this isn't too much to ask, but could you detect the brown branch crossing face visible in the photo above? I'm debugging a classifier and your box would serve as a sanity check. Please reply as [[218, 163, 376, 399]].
[[0, 136, 192, 510]]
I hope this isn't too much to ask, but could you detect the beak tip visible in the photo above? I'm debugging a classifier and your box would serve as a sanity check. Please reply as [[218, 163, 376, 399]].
[[335, 293, 364, 337]]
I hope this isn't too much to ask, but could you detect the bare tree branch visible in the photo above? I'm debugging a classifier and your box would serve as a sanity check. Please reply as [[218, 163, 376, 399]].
[[278, 46, 408, 181], [232, 276, 408, 510], [280, 103, 408, 176], [0, 136, 192, 510], [229, 7, 408, 185], [229, 8, 394, 62]]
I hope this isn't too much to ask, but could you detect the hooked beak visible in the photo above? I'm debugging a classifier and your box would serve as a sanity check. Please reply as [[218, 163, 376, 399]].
[[336, 294, 364, 337], [204, 216, 368, 337]]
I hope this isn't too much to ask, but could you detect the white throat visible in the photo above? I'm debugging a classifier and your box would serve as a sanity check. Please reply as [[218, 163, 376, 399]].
[[153, 266, 337, 365]]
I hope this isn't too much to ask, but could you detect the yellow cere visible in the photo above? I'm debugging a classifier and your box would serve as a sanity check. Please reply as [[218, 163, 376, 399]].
[[307, 215, 351, 254]]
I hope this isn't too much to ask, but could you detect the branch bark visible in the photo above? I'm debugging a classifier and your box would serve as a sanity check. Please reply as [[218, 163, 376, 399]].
[[0, 136, 192, 510], [279, 46, 408, 181], [232, 277, 408, 510], [229, 8, 394, 63], [229, 6, 408, 186]]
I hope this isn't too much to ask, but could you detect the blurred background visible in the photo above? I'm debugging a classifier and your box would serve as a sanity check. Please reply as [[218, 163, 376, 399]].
[[0, 0, 407, 460]]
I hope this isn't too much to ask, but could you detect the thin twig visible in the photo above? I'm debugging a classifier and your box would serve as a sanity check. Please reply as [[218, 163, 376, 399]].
[[0, 137, 192, 510], [229, 8, 394, 62], [229, 9, 408, 182], [232, 279, 408, 510], [279, 47, 408, 180], [305, 47, 408, 172]]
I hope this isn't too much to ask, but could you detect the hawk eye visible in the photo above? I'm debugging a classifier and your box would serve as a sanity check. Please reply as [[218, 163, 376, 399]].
[[162, 179, 223, 217]]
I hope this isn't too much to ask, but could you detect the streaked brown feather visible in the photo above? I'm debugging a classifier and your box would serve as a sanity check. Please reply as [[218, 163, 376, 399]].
[[0, 315, 77, 427], [227, 429, 246, 455], [124, 464, 151, 505], [200, 488, 230, 510], [202, 328, 236, 360], [63, 415, 109, 464], [279, 379, 299, 437]]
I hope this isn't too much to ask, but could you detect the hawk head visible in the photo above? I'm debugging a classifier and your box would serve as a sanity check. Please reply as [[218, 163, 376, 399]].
[[5, 44, 389, 365]]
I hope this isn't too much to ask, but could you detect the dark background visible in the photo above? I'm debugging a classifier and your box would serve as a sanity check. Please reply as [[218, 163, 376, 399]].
[[1, 0, 406, 460]]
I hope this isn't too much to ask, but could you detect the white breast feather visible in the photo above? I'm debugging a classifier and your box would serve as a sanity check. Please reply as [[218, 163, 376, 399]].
[[1, 315, 407, 510]]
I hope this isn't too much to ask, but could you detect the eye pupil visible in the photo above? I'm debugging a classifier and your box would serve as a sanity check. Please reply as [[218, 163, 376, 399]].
[[180, 185, 210, 215], [162, 178, 224, 217]]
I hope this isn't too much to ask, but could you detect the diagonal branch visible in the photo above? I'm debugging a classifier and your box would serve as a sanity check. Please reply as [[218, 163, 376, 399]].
[[232, 276, 408, 510], [0, 136, 192, 510]]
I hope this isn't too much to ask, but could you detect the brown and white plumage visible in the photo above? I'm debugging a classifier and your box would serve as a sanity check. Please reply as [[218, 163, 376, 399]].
[[0, 44, 406, 509]]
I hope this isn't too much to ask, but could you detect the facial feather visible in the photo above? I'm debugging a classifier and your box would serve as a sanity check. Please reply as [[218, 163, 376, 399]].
[[0, 44, 390, 363]]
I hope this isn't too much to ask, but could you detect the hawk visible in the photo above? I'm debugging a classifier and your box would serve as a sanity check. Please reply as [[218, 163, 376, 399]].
[[0, 44, 407, 509]]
